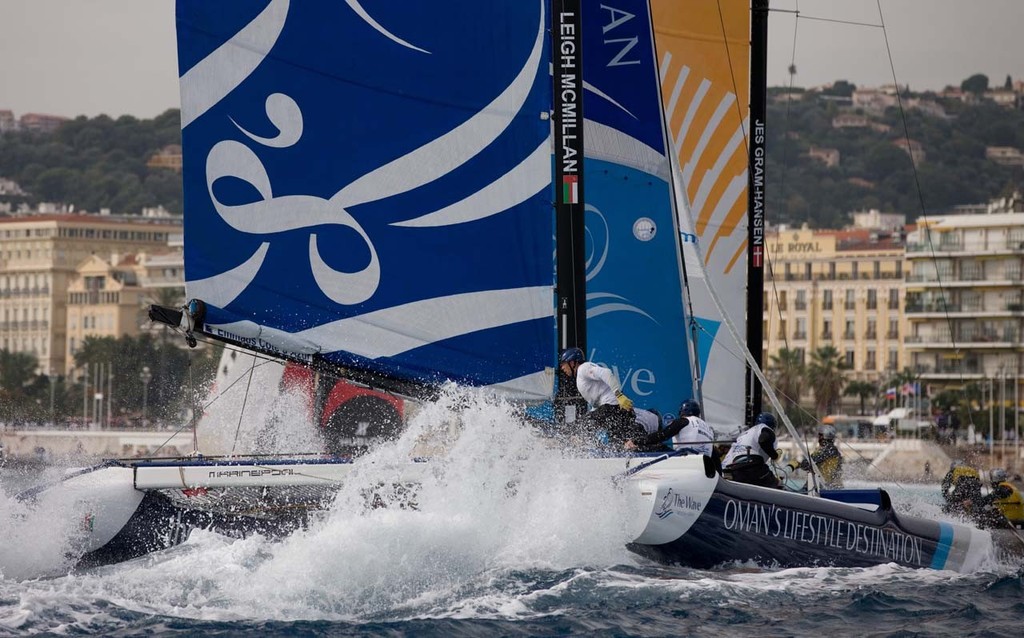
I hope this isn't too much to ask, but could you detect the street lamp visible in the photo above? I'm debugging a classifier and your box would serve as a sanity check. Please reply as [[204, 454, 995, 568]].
[[140, 366, 152, 427]]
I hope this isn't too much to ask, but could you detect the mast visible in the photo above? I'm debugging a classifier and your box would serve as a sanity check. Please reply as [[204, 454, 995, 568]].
[[745, 0, 769, 423], [552, 0, 588, 421]]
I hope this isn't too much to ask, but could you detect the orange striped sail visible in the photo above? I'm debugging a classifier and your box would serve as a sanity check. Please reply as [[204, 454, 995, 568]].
[[651, 0, 751, 430]]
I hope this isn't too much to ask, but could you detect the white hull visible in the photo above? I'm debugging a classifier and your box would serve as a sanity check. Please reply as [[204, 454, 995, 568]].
[[35, 453, 1008, 572]]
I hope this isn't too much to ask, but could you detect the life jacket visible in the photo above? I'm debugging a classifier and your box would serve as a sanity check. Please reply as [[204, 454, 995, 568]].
[[672, 416, 716, 456], [993, 481, 1024, 524], [810, 442, 843, 489], [951, 466, 980, 483], [723, 424, 773, 467]]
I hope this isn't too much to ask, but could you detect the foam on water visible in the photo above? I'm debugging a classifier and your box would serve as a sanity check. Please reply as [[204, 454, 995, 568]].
[[3, 387, 1023, 630]]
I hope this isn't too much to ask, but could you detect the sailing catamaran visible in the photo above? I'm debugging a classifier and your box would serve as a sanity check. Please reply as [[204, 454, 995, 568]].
[[22, 0, 1015, 572]]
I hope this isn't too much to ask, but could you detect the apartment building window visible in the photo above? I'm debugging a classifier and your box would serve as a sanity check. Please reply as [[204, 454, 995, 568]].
[[823, 319, 833, 340], [795, 317, 807, 340], [888, 289, 899, 310], [845, 289, 856, 310], [866, 349, 877, 370], [866, 289, 877, 310], [795, 290, 807, 311], [778, 319, 787, 339], [851, 262, 859, 279], [823, 290, 833, 310], [829, 263, 836, 279], [887, 348, 898, 370], [873, 261, 880, 278], [844, 319, 855, 339], [778, 291, 787, 311], [845, 349, 855, 367], [805, 263, 812, 279], [866, 318, 877, 339], [887, 318, 899, 339]]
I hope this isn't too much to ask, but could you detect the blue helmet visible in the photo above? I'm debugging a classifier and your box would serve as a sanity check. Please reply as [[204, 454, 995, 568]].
[[679, 399, 701, 417], [559, 347, 585, 364], [755, 412, 776, 428]]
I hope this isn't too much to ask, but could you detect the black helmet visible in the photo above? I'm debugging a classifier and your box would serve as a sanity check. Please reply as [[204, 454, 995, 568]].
[[679, 399, 701, 417], [755, 412, 776, 428], [559, 347, 585, 364]]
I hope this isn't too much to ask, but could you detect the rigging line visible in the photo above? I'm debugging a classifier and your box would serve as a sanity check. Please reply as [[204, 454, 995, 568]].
[[797, 15, 882, 29], [876, 0, 970, 431], [716, 0, 750, 164], [189, 348, 199, 455], [229, 352, 259, 456], [688, 315, 809, 421], [765, 0, 800, 365]]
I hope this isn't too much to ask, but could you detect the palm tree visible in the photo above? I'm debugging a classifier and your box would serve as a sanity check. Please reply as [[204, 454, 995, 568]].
[[0, 349, 39, 393], [808, 345, 847, 417], [767, 347, 805, 415], [843, 380, 877, 415]]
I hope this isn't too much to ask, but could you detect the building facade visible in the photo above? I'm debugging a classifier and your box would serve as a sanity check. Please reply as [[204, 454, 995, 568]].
[[904, 213, 1024, 398], [0, 213, 181, 376], [764, 227, 906, 389]]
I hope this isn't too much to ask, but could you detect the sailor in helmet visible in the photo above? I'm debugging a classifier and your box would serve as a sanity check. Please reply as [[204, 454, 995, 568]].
[[721, 412, 782, 488], [624, 399, 717, 460], [988, 468, 1024, 529], [558, 347, 646, 449], [787, 423, 844, 489]]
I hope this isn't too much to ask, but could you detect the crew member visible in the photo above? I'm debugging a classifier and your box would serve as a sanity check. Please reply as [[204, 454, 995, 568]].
[[721, 412, 781, 488], [625, 399, 716, 458], [558, 347, 646, 449], [989, 468, 1024, 529], [787, 424, 844, 489]]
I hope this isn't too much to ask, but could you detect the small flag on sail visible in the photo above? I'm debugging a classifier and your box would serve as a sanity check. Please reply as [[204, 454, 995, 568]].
[[752, 245, 763, 268], [562, 175, 579, 204]]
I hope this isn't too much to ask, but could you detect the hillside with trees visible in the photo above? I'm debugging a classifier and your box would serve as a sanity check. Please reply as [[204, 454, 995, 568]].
[[2, 77, 1023, 228], [765, 76, 1024, 229], [0, 109, 183, 215]]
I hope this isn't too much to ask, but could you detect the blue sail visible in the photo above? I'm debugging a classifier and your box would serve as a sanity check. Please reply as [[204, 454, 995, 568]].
[[579, 1, 694, 416], [175, 0, 555, 398]]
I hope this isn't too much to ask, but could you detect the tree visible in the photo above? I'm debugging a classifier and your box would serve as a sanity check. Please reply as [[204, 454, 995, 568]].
[[961, 73, 989, 95], [767, 347, 805, 415], [843, 380, 877, 415], [0, 350, 40, 393], [825, 80, 856, 98], [808, 346, 846, 416]]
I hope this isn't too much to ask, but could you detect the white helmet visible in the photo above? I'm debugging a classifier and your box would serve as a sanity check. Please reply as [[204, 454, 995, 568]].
[[991, 468, 1008, 482], [817, 424, 836, 440]]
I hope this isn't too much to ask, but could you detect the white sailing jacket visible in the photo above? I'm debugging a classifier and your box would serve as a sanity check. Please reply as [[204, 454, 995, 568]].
[[723, 424, 775, 467], [673, 416, 716, 455], [575, 362, 622, 409]]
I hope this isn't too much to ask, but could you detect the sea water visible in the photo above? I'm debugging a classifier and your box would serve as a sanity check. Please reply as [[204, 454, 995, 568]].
[[1, 389, 1021, 637]]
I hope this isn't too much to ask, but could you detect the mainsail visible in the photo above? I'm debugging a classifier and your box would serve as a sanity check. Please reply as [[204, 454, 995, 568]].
[[579, 1, 695, 416], [651, 0, 753, 430], [175, 0, 556, 399]]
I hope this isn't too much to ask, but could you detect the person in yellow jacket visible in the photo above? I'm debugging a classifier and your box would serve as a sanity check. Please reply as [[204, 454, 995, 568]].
[[787, 424, 843, 489], [989, 468, 1024, 529]]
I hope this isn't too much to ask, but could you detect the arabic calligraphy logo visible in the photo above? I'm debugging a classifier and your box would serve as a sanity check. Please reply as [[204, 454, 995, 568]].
[[183, 0, 549, 310], [585, 205, 655, 322]]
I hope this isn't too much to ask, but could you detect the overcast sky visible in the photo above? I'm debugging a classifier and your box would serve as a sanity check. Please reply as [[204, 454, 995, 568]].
[[0, 0, 1022, 119]]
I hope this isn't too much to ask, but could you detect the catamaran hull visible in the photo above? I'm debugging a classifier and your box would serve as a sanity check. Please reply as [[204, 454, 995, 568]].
[[626, 456, 994, 572], [33, 455, 1009, 573]]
